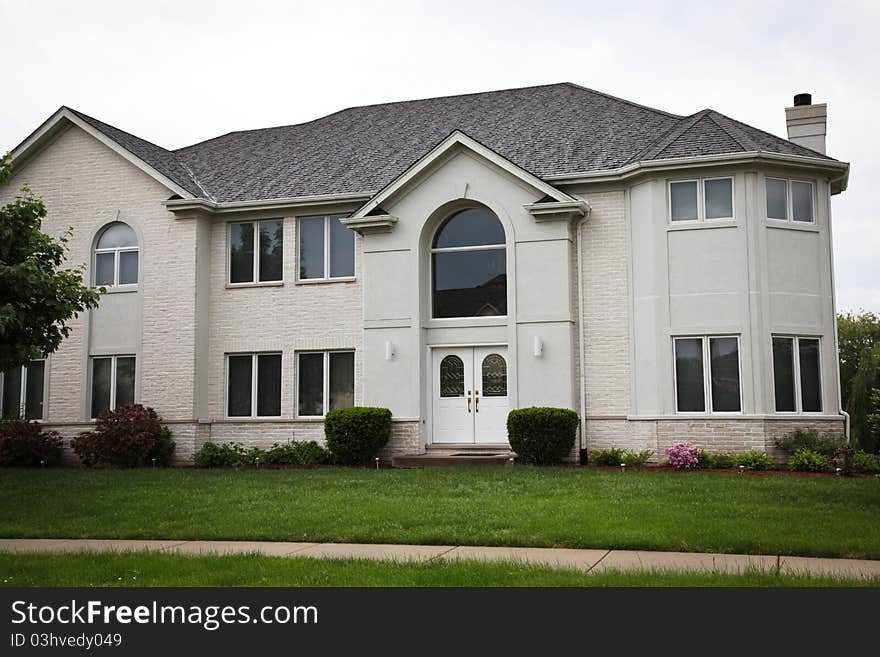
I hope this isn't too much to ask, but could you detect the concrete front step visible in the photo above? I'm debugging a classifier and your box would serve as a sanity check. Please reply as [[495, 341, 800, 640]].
[[392, 449, 515, 468]]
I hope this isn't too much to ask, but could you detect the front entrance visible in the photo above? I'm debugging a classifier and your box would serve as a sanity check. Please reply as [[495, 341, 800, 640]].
[[432, 346, 509, 444]]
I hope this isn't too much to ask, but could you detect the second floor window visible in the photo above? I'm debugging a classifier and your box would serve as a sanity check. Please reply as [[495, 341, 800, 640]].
[[669, 177, 734, 223], [766, 178, 814, 224], [94, 222, 138, 287], [229, 220, 283, 284], [298, 215, 354, 280]]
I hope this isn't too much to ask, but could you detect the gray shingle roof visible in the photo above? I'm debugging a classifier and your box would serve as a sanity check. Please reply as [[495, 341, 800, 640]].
[[66, 83, 835, 203]]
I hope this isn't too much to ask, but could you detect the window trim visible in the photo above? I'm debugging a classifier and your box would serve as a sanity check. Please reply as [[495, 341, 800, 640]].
[[672, 335, 743, 415], [224, 352, 283, 419], [295, 215, 356, 283], [0, 359, 46, 420], [295, 350, 355, 418], [668, 176, 735, 224], [765, 177, 816, 225], [770, 335, 823, 414], [227, 219, 284, 286], [89, 355, 136, 420]]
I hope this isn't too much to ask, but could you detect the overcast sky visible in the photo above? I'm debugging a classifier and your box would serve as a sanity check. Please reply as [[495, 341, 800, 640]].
[[1, 0, 877, 313]]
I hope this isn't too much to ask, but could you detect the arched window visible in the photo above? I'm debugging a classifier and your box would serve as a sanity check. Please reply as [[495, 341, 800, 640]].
[[439, 355, 464, 397], [481, 353, 507, 397], [94, 222, 138, 287], [431, 208, 506, 318]]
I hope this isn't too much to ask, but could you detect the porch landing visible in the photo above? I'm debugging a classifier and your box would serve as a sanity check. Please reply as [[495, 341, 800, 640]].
[[392, 444, 516, 468]]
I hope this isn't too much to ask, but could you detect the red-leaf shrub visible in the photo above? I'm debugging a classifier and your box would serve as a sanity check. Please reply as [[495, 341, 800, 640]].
[[0, 420, 64, 467], [72, 404, 175, 467]]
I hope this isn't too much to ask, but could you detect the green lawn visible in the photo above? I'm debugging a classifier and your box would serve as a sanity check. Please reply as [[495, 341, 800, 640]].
[[1, 551, 876, 587], [1, 467, 878, 558]]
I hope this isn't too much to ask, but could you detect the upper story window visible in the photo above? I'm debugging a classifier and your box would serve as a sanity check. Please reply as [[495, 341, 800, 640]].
[[772, 336, 822, 413], [298, 215, 354, 281], [669, 177, 734, 223], [94, 222, 138, 287], [431, 208, 507, 318], [229, 220, 283, 284], [1, 360, 45, 420], [765, 178, 814, 224], [673, 336, 742, 413]]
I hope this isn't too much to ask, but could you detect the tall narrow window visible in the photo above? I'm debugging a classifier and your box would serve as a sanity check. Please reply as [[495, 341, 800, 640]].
[[298, 215, 354, 280], [674, 336, 741, 413], [229, 220, 283, 284], [431, 207, 507, 318], [94, 222, 138, 287], [297, 351, 355, 417], [91, 355, 135, 418], [772, 336, 822, 413], [1, 360, 45, 420], [226, 353, 281, 418]]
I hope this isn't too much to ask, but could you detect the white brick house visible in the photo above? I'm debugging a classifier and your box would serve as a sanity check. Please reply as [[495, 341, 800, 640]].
[[0, 84, 849, 462]]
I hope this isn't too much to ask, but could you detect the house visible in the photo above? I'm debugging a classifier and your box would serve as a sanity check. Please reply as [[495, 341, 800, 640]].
[[0, 83, 849, 462]]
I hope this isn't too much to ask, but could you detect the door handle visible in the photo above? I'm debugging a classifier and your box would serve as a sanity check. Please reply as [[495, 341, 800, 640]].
[[475, 390, 480, 413], [467, 390, 472, 413]]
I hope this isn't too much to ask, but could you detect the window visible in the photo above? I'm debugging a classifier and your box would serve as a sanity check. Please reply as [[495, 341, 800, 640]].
[[669, 177, 734, 223], [765, 178, 814, 224], [772, 337, 822, 412], [431, 207, 507, 318], [94, 222, 138, 287], [440, 355, 464, 397], [229, 220, 283, 284], [1, 360, 45, 420], [673, 336, 741, 413], [226, 353, 282, 418], [481, 354, 507, 397], [297, 351, 354, 417], [298, 215, 354, 280], [91, 355, 135, 418]]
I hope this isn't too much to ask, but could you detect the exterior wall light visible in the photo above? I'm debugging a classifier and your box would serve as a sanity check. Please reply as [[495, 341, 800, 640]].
[[533, 336, 543, 357], [384, 341, 395, 361]]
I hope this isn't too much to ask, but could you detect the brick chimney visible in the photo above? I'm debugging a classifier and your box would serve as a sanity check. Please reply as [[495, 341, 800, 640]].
[[785, 93, 827, 154]]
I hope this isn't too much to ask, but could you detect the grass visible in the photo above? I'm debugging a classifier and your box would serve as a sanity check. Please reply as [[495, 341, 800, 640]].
[[1, 551, 877, 587], [0, 467, 878, 559]]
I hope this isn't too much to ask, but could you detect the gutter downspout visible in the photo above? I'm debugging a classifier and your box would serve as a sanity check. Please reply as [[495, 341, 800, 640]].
[[828, 172, 851, 442], [576, 214, 589, 459]]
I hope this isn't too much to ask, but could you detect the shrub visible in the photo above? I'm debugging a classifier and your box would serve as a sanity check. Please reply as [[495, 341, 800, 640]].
[[851, 451, 880, 475], [256, 441, 331, 466], [194, 442, 248, 468], [324, 407, 392, 465], [665, 441, 702, 469], [590, 447, 627, 466], [71, 405, 174, 468], [698, 452, 736, 469], [507, 407, 579, 465], [0, 420, 64, 467], [775, 429, 845, 458], [735, 451, 776, 471], [788, 448, 831, 473], [623, 449, 653, 468]]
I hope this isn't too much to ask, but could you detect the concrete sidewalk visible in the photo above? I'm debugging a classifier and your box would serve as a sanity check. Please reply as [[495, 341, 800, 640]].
[[2, 538, 879, 579]]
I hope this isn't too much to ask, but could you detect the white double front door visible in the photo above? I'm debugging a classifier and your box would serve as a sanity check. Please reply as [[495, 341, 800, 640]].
[[432, 346, 510, 444]]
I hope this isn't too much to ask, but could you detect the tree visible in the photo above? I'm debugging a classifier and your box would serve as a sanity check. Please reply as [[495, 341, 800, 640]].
[[837, 311, 880, 452], [0, 154, 102, 372]]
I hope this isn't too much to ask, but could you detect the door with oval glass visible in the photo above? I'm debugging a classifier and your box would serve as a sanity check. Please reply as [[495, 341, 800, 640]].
[[432, 346, 509, 444]]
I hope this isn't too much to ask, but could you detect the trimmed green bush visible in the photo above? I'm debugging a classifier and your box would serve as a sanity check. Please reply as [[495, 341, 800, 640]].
[[851, 451, 880, 474], [775, 429, 845, 458], [0, 420, 64, 467], [194, 442, 248, 468], [324, 407, 392, 465], [736, 451, 776, 471], [788, 448, 831, 473], [698, 452, 736, 469], [508, 407, 578, 465], [590, 447, 627, 466], [194, 441, 332, 468]]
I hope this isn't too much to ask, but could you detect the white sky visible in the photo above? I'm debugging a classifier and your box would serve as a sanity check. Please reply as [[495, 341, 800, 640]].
[[1, 0, 877, 313]]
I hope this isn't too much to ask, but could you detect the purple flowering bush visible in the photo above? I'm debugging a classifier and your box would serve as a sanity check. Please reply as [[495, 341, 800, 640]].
[[665, 441, 702, 469]]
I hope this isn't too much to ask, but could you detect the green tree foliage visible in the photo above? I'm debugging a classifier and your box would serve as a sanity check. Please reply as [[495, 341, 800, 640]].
[[837, 311, 880, 452], [0, 154, 102, 371]]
